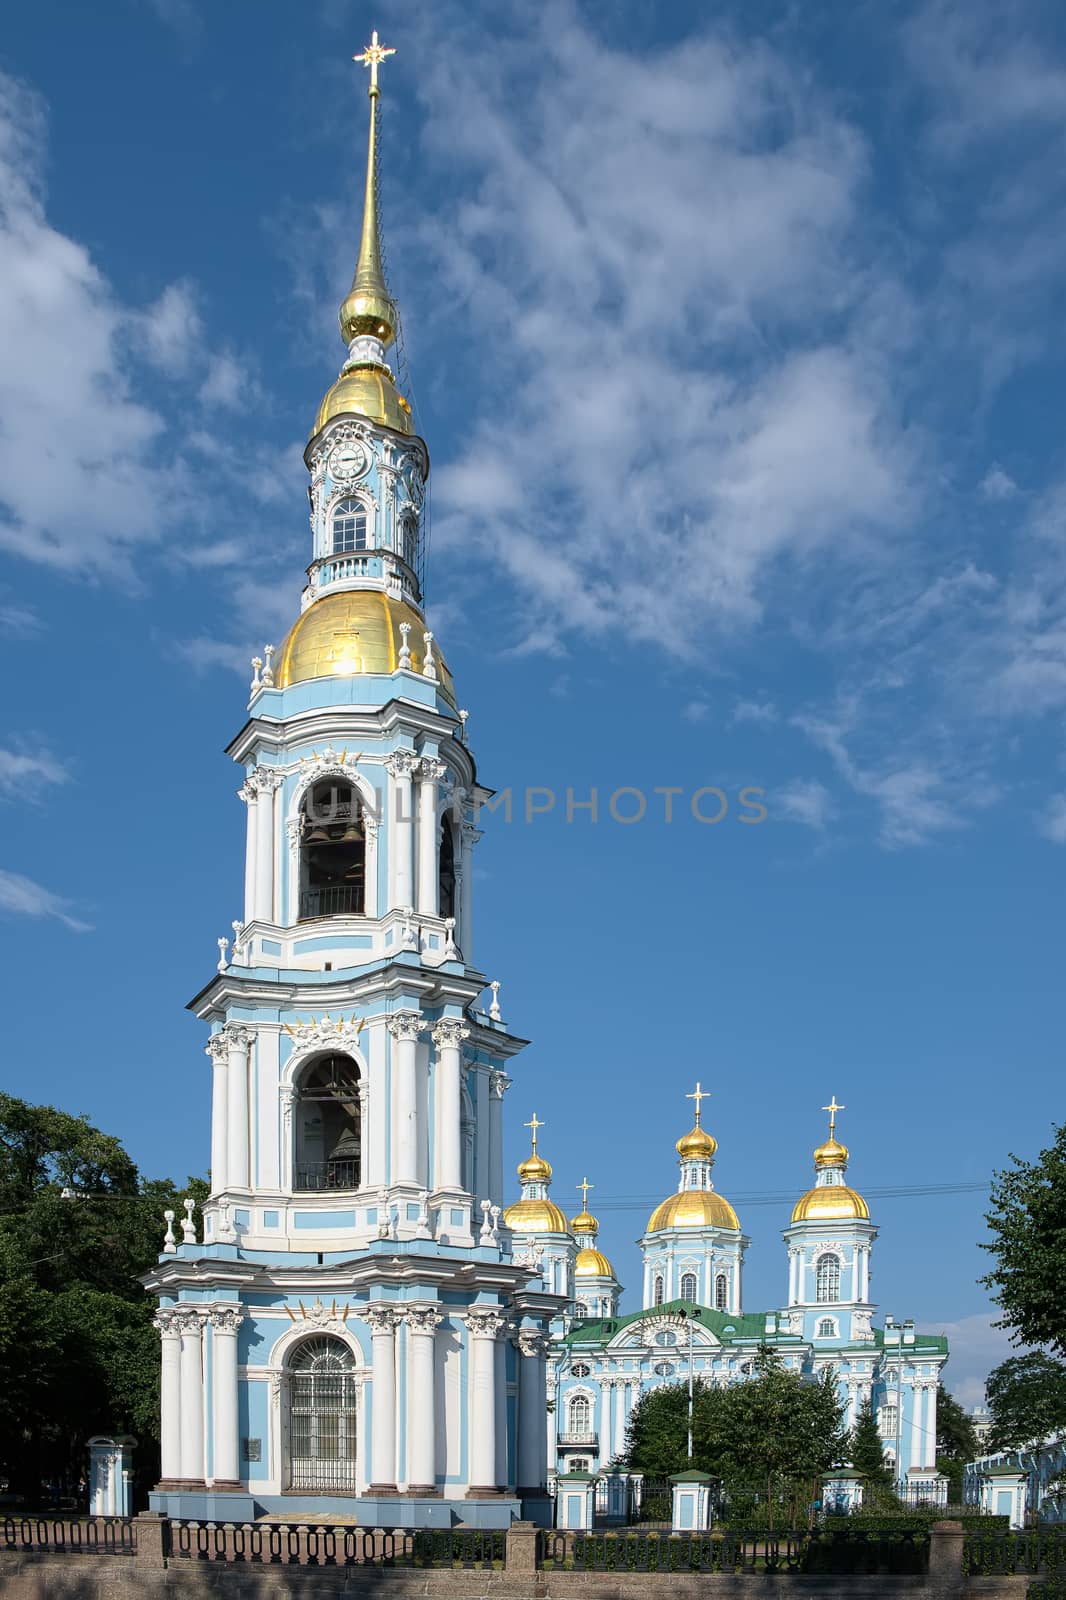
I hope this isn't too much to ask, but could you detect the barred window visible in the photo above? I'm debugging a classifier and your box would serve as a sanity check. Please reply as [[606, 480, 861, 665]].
[[680, 1271, 697, 1303], [816, 1253, 841, 1303], [332, 499, 368, 553], [653, 1274, 664, 1307], [715, 1273, 728, 1309]]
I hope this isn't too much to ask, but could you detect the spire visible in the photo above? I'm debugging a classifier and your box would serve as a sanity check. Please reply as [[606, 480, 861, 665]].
[[340, 31, 398, 352]]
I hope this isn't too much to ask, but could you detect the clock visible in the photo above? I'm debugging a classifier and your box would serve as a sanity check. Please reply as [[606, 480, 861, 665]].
[[329, 441, 368, 481]]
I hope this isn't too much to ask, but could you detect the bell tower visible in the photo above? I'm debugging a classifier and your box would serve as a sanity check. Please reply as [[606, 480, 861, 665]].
[[144, 34, 562, 1527]]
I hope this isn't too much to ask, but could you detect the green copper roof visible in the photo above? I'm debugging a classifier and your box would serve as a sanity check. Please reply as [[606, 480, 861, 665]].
[[562, 1300, 950, 1354]]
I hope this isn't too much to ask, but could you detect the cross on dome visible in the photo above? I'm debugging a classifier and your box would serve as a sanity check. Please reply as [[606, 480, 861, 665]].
[[686, 1081, 709, 1126], [353, 30, 396, 98], [524, 1112, 544, 1154], [822, 1096, 845, 1138], [577, 1176, 594, 1208]]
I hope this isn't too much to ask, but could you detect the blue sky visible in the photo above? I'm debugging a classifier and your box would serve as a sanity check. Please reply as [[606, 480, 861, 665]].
[[2, 0, 1065, 1407]]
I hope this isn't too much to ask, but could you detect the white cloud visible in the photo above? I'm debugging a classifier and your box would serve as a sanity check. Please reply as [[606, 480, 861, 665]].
[[0, 742, 70, 797], [777, 778, 834, 830], [683, 700, 710, 723], [980, 466, 1018, 501], [1038, 793, 1066, 843], [199, 351, 250, 411], [733, 699, 777, 725], [0, 868, 91, 932], [929, 1311, 1015, 1410]]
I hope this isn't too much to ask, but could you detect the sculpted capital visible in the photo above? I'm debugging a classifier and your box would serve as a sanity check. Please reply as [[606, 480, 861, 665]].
[[419, 756, 447, 784], [364, 1304, 402, 1336], [385, 750, 420, 782], [153, 1309, 182, 1337], [208, 1307, 245, 1335], [407, 1305, 445, 1337], [387, 1010, 424, 1044], [223, 1023, 252, 1052], [205, 1033, 229, 1063], [467, 1307, 509, 1341], [432, 1018, 470, 1051]]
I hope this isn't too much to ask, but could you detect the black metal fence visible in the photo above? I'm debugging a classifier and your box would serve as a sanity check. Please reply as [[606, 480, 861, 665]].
[[538, 1528, 931, 1574], [169, 1521, 505, 1567], [963, 1531, 1066, 1576], [0, 1516, 135, 1555]]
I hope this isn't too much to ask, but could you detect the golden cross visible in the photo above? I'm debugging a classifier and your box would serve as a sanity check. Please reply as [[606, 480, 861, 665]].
[[822, 1097, 845, 1138], [686, 1081, 709, 1125], [524, 1112, 544, 1152], [354, 30, 396, 98], [577, 1176, 594, 1209]]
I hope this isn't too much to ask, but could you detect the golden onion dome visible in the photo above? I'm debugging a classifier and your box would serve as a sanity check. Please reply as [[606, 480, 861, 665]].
[[574, 1246, 615, 1278], [274, 591, 455, 703], [503, 1197, 569, 1234], [312, 368, 412, 438], [516, 1152, 552, 1184], [570, 1209, 598, 1236], [676, 1124, 718, 1160], [791, 1185, 869, 1223], [647, 1189, 740, 1232], [814, 1135, 849, 1169]]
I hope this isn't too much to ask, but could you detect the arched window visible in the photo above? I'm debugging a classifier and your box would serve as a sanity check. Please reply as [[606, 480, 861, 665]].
[[816, 1253, 841, 1304], [294, 1055, 361, 1192], [439, 818, 456, 921], [331, 498, 368, 554], [400, 512, 418, 571], [817, 1318, 835, 1338], [287, 1336, 358, 1491], [653, 1274, 664, 1308], [715, 1273, 728, 1310], [299, 780, 365, 919], [680, 1271, 697, 1303], [568, 1394, 591, 1438]]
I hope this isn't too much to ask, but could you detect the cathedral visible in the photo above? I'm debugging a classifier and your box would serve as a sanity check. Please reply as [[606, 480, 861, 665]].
[[503, 1095, 949, 1497], [144, 36, 948, 1527]]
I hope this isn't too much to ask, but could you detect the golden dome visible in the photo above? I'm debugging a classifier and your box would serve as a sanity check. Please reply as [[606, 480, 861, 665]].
[[791, 1185, 869, 1223], [312, 368, 412, 438], [517, 1152, 552, 1184], [676, 1124, 718, 1160], [503, 1197, 569, 1234], [274, 591, 455, 702], [814, 1135, 849, 1169], [575, 1246, 615, 1278], [570, 1209, 598, 1235], [647, 1189, 740, 1232]]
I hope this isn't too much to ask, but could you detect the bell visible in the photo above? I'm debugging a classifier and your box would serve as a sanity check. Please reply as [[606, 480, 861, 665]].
[[340, 822, 362, 843], [304, 826, 331, 843]]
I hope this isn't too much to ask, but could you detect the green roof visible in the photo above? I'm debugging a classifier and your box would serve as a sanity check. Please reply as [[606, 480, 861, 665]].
[[562, 1300, 950, 1354]]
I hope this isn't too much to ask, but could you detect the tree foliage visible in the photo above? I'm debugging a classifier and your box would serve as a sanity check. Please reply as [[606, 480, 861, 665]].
[[849, 1399, 892, 1488], [985, 1352, 1066, 1451], [0, 1093, 206, 1500], [934, 1383, 979, 1498], [625, 1345, 847, 1526], [982, 1123, 1066, 1356]]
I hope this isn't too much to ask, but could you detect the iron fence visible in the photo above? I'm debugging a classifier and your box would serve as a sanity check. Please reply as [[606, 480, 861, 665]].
[[963, 1532, 1066, 1576], [169, 1521, 505, 1567], [0, 1516, 135, 1555], [538, 1527, 930, 1574]]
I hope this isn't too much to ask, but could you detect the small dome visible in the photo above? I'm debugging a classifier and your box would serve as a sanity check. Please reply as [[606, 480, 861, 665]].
[[791, 1185, 869, 1223], [517, 1152, 552, 1184], [676, 1124, 718, 1160], [814, 1135, 849, 1169], [503, 1197, 569, 1234], [274, 591, 455, 703], [312, 368, 412, 438], [575, 1246, 615, 1278], [570, 1209, 598, 1235], [647, 1190, 740, 1232]]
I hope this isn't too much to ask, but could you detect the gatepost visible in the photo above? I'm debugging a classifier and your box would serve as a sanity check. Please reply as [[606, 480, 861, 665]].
[[669, 1470, 714, 1532], [555, 1472, 596, 1529]]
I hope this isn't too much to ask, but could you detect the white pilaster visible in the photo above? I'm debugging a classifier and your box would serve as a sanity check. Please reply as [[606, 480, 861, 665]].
[[224, 1024, 252, 1190], [239, 781, 257, 926], [155, 1311, 182, 1483], [387, 1011, 423, 1186], [252, 768, 280, 923], [206, 1034, 229, 1196], [547, 1376, 558, 1473], [386, 752, 418, 911], [367, 1305, 400, 1491], [432, 1018, 469, 1192], [614, 1379, 626, 1457], [417, 757, 445, 917], [488, 1069, 508, 1208], [176, 1310, 205, 1483], [467, 1309, 506, 1493], [406, 1306, 442, 1494], [460, 823, 481, 960], [924, 1381, 937, 1468], [209, 1308, 244, 1485]]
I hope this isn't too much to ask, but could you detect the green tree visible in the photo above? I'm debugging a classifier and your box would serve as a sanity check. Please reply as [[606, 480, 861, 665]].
[[624, 1379, 723, 1478], [935, 1383, 979, 1499], [849, 1399, 892, 1488], [985, 1352, 1066, 1450], [982, 1123, 1066, 1356], [0, 1093, 206, 1501]]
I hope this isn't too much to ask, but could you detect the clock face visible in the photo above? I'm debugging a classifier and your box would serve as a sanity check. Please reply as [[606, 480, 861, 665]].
[[329, 442, 368, 481]]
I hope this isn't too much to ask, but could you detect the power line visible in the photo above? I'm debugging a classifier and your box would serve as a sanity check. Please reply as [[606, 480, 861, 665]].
[[504, 1181, 988, 1213]]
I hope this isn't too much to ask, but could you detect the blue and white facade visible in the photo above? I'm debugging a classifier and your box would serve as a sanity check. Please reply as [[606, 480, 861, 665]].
[[144, 55, 561, 1527]]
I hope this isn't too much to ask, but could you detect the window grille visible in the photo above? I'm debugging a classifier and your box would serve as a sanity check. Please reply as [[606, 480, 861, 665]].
[[287, 1337, 358, 1492], [332, 499, 368, 554], [816, 1253, 841, 1303]]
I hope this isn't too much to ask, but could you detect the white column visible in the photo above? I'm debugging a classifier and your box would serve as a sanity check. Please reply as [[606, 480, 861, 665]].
[[925, 1381, 937, 1469], [225, 1025, 252, 1190], [614, 1380, 626, 1455], [209, 1308, 244, 1485], [908, 1384, 922, 1473], [861, 1246, 870, 1301], [460, 823, 481, 959], [406, 1306, 442, 1494], [206, 1035, 229, 1196], [546, 1377, 558, 1474], [432, 1018, 469, 1192], [488, 1069, 508, 1207], [467, 1309, 505, 1493], [252, 769, 279, 923], [387, 1012, 423, 1186], [367, 1306, 400, 1491], [155, 1311, 182, 1483], [386, 752, 418, 912], [239, 781, 257, 925], [177, 1310, 205, 1483], [417, 757, 445, 917]]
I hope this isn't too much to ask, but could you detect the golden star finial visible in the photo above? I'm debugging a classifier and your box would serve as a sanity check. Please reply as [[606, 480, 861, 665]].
[[354, 29, 396, 98], [686, 1081, 709, 1125], [524, 1112, 544, 1153], [822, 1096, 845, 1138]]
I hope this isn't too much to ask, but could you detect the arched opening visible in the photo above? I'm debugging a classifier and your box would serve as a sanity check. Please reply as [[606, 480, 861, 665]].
[[439, 818, 456, 921], [817, 1317, 836, 1338], [715, 1273, 728, 1310], [299, 780, 365, 920], [816, 1253, 841, 1304], [679, 1271, 697, 1303], [568, 1394, 591, 1438], [294, 1055, 361, 1192], [652, 1274, 664, 1308], [400, 511, 418, 571], [331, 498, 368, 554], [287, 1336, 358, 1492]]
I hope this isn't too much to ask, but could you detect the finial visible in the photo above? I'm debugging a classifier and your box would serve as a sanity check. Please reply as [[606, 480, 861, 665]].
[[458, 709, 469, 741], [524, 1112, 544, 1154], [250, 656, 263, 693], [422, 631, 438, 681], [181, 1197, 197, 1245], [443, 916, 459, 959], [162, 1210, 177, 1255], [340, 32, 398, 353], [398, 621, 412, 668], [578, 1176, 594, 1210], [261, 644, 275, 688], [488, 978, 501, 1020], [217, 936, 228, 972], [686, 1081, 709, 1126], [822, 1096, 845, 1140]]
